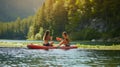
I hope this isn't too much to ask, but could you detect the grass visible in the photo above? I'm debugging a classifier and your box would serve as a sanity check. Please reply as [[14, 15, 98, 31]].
[[77, 44, 120, 50], [0, 42, 41, 48], [0, 42, 120, 50]]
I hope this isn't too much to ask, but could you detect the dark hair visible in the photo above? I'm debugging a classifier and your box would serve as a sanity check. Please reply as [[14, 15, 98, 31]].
[[43, 30, 50, 40], [63, 31, 67, 37]]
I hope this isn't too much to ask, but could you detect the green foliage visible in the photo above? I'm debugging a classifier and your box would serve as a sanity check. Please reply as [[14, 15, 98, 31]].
[[0, 0, 120, 41], [70, 28, 101, 40], [0, 16, 32, 39], [35, 27, 44, 40]]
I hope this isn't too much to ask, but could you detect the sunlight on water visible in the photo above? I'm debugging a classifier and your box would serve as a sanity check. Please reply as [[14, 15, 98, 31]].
[[0, 48, 120, 67]]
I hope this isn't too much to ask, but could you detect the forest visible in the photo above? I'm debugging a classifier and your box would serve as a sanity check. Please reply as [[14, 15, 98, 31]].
[[0, 17, 32, 39], [0, 0, 120, 41]]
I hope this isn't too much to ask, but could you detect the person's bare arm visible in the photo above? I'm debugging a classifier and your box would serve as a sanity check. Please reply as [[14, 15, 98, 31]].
[[58, 40, 64, 47]]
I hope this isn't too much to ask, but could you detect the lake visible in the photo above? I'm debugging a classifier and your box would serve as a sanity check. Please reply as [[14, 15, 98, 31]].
[[0, 40, 120, 67], [0, 48, 120, 67]]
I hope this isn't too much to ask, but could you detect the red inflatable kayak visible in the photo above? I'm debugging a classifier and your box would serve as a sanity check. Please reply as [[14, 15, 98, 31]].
[[27, 44, 78, 49]]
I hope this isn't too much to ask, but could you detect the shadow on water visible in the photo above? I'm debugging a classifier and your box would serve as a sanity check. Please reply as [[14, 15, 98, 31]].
[[0, 48, 120, 67]]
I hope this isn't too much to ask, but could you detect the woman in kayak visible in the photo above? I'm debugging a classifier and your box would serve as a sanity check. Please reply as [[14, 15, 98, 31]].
[[43, 30, 54, 46], [57, 31, 70, 47]]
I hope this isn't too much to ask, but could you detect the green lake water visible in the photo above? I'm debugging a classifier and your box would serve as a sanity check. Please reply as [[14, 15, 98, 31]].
[[0, 40, 120, 67], [0, 48, 120, 67]]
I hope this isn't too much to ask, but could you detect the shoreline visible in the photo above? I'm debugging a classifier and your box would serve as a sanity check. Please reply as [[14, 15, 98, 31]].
[[0, 42, 120, 50], [77, 44, 120, 50]]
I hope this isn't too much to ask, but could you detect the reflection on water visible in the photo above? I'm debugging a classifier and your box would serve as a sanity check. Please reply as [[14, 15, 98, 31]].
[[0, 48, 120, 67]]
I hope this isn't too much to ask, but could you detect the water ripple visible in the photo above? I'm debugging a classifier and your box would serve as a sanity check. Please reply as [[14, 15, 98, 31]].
[[0, 48, 120, 67]]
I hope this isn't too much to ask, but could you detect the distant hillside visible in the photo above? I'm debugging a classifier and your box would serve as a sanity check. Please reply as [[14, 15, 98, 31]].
[[0, 0, 45, 22]]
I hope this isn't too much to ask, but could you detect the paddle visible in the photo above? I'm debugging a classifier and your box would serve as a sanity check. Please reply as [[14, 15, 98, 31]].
[[56, 37, 62, 41]]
